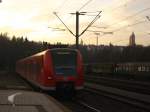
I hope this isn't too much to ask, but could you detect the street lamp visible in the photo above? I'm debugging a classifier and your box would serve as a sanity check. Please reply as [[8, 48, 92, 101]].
[[87, 30, 113, 46], [94, 33, 100, 46]]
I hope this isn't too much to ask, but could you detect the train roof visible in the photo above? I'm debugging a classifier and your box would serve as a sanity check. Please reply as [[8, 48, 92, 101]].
[[17, 48, 78, 63], [50, 48, 78, 52]]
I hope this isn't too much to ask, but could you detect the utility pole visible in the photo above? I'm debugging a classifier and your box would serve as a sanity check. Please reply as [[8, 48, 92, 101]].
[[53, 11, 102, 49], [95, 33, 100, 46], [87, 30, 113, 46], [76, 11, 79, 49], [71, 11, 85, 49]]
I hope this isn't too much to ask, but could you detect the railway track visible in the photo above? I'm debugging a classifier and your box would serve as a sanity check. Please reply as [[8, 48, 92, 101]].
[[84, 74, 150, 111], [59, 99, 101, 112], [85, 75, 150, 95], [83, 88, 149, 111], [53, 87, 149, 112], [47, 91, 101, 112], [58, 89, 148, 112], [0, 71, 33, 91], [85, 85, 150, 110], [48, 74, 150, 112], [1, 71, 149, 111]]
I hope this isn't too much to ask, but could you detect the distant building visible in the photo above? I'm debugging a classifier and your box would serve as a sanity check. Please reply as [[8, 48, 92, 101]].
[[80, 39, 84, 45], [129, 32, 136, 46]]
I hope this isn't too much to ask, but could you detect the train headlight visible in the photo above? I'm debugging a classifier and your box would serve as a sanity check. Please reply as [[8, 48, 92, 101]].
[[48, 77, 52, 80]]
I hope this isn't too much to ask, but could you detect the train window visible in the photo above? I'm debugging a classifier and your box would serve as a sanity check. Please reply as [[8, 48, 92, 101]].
[[142, 66, 145, 71], [138, 66, 148, 72], [126, 66, 129, 71], [51, 50, 77, 75], [138, 66, 142, 72], [123, 66, 126, 71], [115, 65, 122, 71], [145, 66, 149, 72]]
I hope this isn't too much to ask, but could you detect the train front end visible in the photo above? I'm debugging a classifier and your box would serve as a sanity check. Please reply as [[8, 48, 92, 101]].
[[51, 48, 84, 94]]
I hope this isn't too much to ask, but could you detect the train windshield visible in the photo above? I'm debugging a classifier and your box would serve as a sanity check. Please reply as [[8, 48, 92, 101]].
[[51, 50, 77, 75]]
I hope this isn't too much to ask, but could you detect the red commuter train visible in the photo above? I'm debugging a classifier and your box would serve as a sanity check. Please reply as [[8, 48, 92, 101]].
[[16, 48, 84, 93]]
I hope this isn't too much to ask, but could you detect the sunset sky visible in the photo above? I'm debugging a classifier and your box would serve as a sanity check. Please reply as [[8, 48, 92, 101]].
[[0, 0, 150, 45]]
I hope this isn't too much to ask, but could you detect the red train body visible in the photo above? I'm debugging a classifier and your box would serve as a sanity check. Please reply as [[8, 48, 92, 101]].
[[16, 48, 84, 91]]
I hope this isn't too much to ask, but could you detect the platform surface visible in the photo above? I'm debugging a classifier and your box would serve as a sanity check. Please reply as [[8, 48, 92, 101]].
[[0, 71, 71, 112], [0, 90, 71, 112]]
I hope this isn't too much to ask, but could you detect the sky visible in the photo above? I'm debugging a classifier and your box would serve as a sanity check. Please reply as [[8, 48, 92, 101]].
[[0, 0, 150, 46]]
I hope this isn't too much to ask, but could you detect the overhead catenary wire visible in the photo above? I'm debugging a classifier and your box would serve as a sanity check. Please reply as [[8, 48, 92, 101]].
[[88, 8, 150, 45], [87, 29, 113, 34], [78, 0, 94, 11], [92, 19, 148, 43], [100, 2, 150, 45], [102, 0, 150, 17], [54, 0, 94, 27], [79, 11, 102, 37], [60, 0, 94, 27], [93, 15, 149, 36], [53, 11, 102, 37], [52, 0, 134, 31], [107, 0, 128, 12], [51, 0, 125, 32], [104, 24, 150, 45], [49, 0, 69, 31], [112, 20, 147, 32], [89, 0, 135, 29], [94, 1, 150, 45], [92, 1, 150, 29], [53, 12, 75, 36], [53, 0, 69, 12], [109, 17, 150, 45], [53, 10, 102, 49], [91, 18, 147, 35], [51, 0, 150, 46], [105, 7, 150, 28]]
